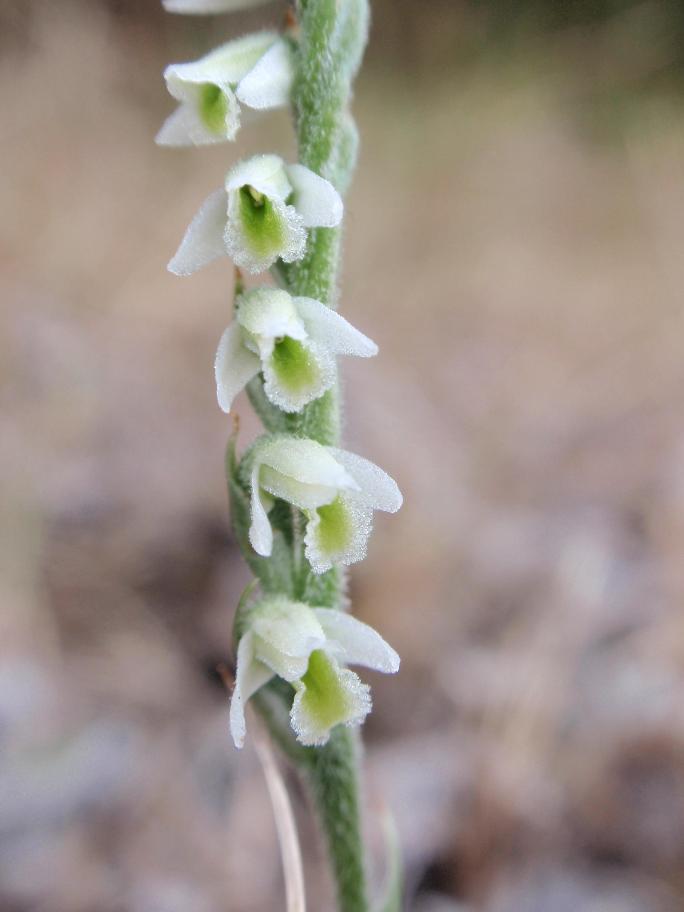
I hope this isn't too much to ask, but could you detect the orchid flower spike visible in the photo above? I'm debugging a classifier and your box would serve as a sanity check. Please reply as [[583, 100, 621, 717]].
[[230, 596, 400, 748], [169, 155, 342, 275], [157, 33, 293, 147], [247, 436, 402, 574], [215, 288, 377, 413], [163, 0, 271, 13]]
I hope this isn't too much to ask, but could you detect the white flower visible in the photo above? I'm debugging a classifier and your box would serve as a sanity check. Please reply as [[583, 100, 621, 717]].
[[168, 155, 343, 275], [230, 596, 400, 748], [215, 288, 377, 413], [248, 436, 402, 574], [163, 0, 271, 13], [156, 32, 293, 146]]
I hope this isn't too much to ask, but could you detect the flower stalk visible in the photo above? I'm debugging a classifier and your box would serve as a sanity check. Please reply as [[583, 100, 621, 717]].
[[159, 1, 396, 910]]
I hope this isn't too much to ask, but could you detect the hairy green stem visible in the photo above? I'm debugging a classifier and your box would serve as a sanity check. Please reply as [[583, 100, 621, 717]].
[[254, 2, 372, 911], [291, 2, 370, 909], [303, 727, 368, 912]]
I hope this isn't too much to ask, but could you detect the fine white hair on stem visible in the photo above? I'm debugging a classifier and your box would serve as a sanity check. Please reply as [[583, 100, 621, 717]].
[[253, 725, 307, 912]]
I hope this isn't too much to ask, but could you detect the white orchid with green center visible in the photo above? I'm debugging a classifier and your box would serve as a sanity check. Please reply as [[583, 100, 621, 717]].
[[157, 32, 293, 146], [230, 596, 400, 748], [215, 287, 377, 413], [168, 154, 342, 276], [248, 436, 402, 574]]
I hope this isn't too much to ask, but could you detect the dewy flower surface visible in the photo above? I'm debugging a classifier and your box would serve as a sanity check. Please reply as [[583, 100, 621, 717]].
[[157, 32, 293, 146], [230, 596, 400, 748], [215, 287, 378, 413], [247, 436, 402, 574], [168, 155, 343, 275]]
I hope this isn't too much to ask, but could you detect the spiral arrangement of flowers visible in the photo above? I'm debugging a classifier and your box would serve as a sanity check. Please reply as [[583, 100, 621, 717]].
[[159, 2, 398, 908]]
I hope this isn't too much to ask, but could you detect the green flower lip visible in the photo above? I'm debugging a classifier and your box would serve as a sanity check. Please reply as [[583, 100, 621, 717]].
[[270, 337, 322, 395], [237, 186, 287, 260], [199, 82, 228, 134]]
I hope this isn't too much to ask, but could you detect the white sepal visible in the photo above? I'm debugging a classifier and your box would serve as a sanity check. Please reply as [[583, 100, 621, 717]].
[[214, 323, 260, 413], [314, 609, 400, 673], [165, 33, 276, 89], [237, 288, 306, 342], [260, 437, 358, 493], [249, 459, 275, 557], [168, 189, 228, 276], [328, 448, 403, 513], [294, 296, 378, 357], [250, 598, 327, 681], [285, 163, 343, 228], [229, 632, 274, 749], [236, 39, 294, 110], [225, 154, 292, 200]]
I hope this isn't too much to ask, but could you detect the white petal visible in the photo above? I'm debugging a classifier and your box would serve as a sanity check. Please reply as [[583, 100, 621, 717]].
[[236, 39, 294, 111], [237, 288, 306, 341], [327, 448, 403, 513], [261, 471, 338, 512], [165, 33, 277, 91], [164, 0, 271, 12], [303, 498, 373, 574], [229, 632, 274, 750], [251, 598, 326, 681], [214, 323, 260, 413], [259, 437, 358, 492], [249, 461, 274, 556], [285, 163, 343, 228], [226, 154, 291, 201], [168, 189, 228, 276], [294, 297, 378, 358], [314, 609, 400, 674]]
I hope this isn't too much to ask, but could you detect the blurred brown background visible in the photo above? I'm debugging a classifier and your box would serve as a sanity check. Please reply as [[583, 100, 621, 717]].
[[3, 0, 684, 909]]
